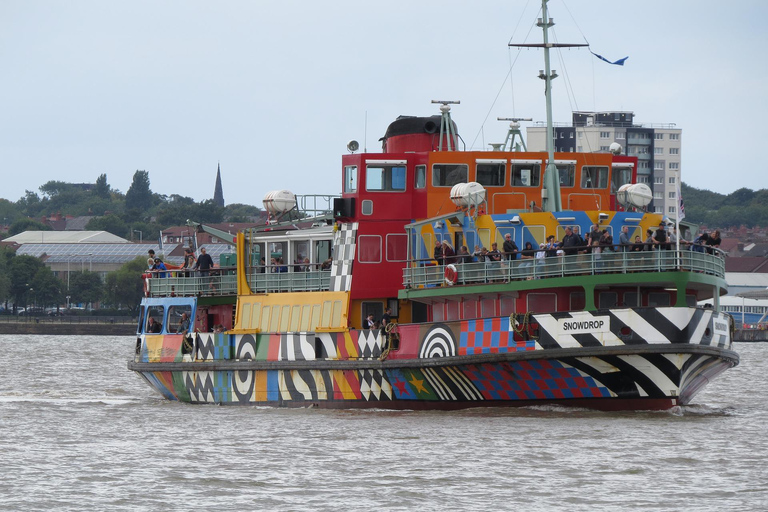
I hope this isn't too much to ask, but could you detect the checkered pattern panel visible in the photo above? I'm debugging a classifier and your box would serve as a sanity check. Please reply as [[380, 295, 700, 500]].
[[357, 329, 383, 359], [358, 369, 393, 401], [459, 318, 537, 355], [330, 222, 358, 292], [465, 361, 611, 400]]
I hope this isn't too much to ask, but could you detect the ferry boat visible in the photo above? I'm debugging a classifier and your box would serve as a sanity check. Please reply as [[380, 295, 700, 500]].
[[128, 1, 739, 410]]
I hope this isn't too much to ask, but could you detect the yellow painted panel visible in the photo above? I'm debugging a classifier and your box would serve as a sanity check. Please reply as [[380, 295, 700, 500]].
[[232, 291, 351, 332], [300, 305, 311, 331], [250, 304, 261, 329]]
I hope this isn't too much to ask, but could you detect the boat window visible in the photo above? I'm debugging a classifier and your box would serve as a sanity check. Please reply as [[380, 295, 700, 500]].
[[432, 303, 445, 322], [358, 235, 382, 263], [300, 305, 311, 331], [649, 293, 671, 307], [432, 164, 468, 187], [481, 298, 496, 317], [557, 163, 576, 188], [581, 166, 609, 189], [366, 164, 406, 192], [137, 305, 145, 334], [314, 240, 332, 265], [290, 305, 301, 332], [527, 293, 556, 313], [361, 200, 373, 215], [168, 305, 193, 334], [570, 292, 585, 310], [476, 162, 505, 187], [293, 241, 309, 270], [446, 301, 460, 321], [500, 297, 516, 316], [415, 165, 426, 189], [611, 166, 633, 193], [344, 165, 357, 193], [362, 301, 383, 328], [510, 163, 541, 187], [624, 292, 641, 308], [145, 306, 164, 333], [386, 234, 408, 262], [598, 292, 618, 309], [464, 299, 478, 319]]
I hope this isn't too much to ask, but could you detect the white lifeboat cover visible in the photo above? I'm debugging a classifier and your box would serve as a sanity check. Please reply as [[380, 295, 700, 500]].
[[263, 190, 297, 214], [450, 182, 486, 207]]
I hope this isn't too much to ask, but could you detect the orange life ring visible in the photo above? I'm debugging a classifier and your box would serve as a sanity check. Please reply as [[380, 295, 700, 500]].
[[142, 272, 151, 297], [444, 264, 458, 285]]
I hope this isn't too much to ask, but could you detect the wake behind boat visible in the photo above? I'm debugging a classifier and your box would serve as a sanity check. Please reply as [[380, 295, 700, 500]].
[[128, 0, 738, 410]]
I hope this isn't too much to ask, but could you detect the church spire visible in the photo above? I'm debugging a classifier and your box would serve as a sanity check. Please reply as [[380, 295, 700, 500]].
[[213, 162, 224, 207]]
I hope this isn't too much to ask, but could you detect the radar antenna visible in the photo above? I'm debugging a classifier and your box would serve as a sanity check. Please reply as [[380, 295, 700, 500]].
[[431, 100, 460, 151], [496, 117, 533, 152]]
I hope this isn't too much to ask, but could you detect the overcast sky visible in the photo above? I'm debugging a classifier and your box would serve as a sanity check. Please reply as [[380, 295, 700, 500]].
[[2, 1, 764, 208]]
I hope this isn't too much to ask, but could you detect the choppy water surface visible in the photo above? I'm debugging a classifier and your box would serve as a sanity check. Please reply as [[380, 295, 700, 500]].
[[0, 335, 765, 511]]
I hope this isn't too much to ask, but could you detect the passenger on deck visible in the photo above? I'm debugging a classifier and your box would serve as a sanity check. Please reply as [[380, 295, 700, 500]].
[[457, 246, 472, 264], [321, 259, 333, 270], [472, 245, 483, 262], [632, 236, 645, 252], [653, 222, 669, 250], [706, 230, 722, 254], [519, 242, 535, 271], [381, 308, 392, 326], [441, 240, 456, 265], [545, 235, 558, 257], [153, 258, 168, 278], [572, 226, 586, 253], [619, 226, 631, 252], [195, 247, 214, 276], [562, 227, 580, 256], [433, 240, 443, 265], [503, 233, 519, 260], [365, 313, 375, 329], [644, 229, 655, 252]]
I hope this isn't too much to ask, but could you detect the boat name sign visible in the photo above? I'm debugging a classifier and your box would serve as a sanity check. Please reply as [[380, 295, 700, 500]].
[[558, 317, 610, 335]]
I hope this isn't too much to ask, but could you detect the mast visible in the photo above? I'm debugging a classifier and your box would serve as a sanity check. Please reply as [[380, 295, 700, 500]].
[[509, 0, 587, 212]]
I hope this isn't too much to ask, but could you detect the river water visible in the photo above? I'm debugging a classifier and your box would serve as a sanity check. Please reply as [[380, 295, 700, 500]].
[[0, 335, 765, 511]]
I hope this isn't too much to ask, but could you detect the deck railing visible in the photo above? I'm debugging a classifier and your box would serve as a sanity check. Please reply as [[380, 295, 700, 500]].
[[145, 267, 332, 297], [403, 249, 725, 289]]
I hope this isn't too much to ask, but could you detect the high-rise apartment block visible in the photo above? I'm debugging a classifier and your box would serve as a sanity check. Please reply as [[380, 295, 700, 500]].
[[526, 111, 682, 217]]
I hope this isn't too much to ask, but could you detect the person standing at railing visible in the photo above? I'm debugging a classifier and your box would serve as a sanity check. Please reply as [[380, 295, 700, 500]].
[[503, 233, 519, 261], [562, 227, 580, 256], [433, 239, 443, 266], [153, 258, 168, 278], [195, 248, 214, 277], [619, 226, 631, 252], [457, 246, 472, 265], [706, 230, 721, 255], [441, 240, 455, 265]]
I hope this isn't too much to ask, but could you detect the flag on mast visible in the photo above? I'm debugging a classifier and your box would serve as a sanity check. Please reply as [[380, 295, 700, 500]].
[[676, 184, 686, 221]]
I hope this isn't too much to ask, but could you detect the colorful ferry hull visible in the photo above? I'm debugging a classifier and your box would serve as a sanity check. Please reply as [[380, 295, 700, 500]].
[[129, 306, 738, 410]]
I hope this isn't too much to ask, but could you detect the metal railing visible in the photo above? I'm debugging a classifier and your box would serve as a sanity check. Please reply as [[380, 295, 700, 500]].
[[146, 267, 333, 297], [246, 270, 331, 293], [403, 249, 725, 288], [146, 269, 238, 297]]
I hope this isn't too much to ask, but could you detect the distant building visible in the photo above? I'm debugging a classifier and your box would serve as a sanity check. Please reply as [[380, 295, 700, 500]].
[[213, 163, 225, 207], [527, 111, 682, 218]]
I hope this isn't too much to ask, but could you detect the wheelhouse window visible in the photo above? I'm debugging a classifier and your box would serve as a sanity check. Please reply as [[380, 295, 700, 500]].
[[611, 166, 633, 193], [145, 306, 165, 333], [344, 165, 357, 192], [581, 166, 609, 189], [555, 162, 576, 188], [432, 164, 468, 187], [510, 162, 541, 187], [168, 305, 193, 334], [366, 164, 406, 192], [415, 165, 426, 189], [476, 161, 505, 187]]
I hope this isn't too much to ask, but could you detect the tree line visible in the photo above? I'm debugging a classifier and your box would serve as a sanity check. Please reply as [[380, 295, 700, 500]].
[[0, 170, 263, 240]]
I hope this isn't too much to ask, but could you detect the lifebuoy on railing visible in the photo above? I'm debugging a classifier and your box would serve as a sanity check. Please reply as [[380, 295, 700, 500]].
[[444, 264, 458, 285], [142, 272, 151, 297]]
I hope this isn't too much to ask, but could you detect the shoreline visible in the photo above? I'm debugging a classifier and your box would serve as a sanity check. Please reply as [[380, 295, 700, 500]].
[[0, 318, 136, 336]]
